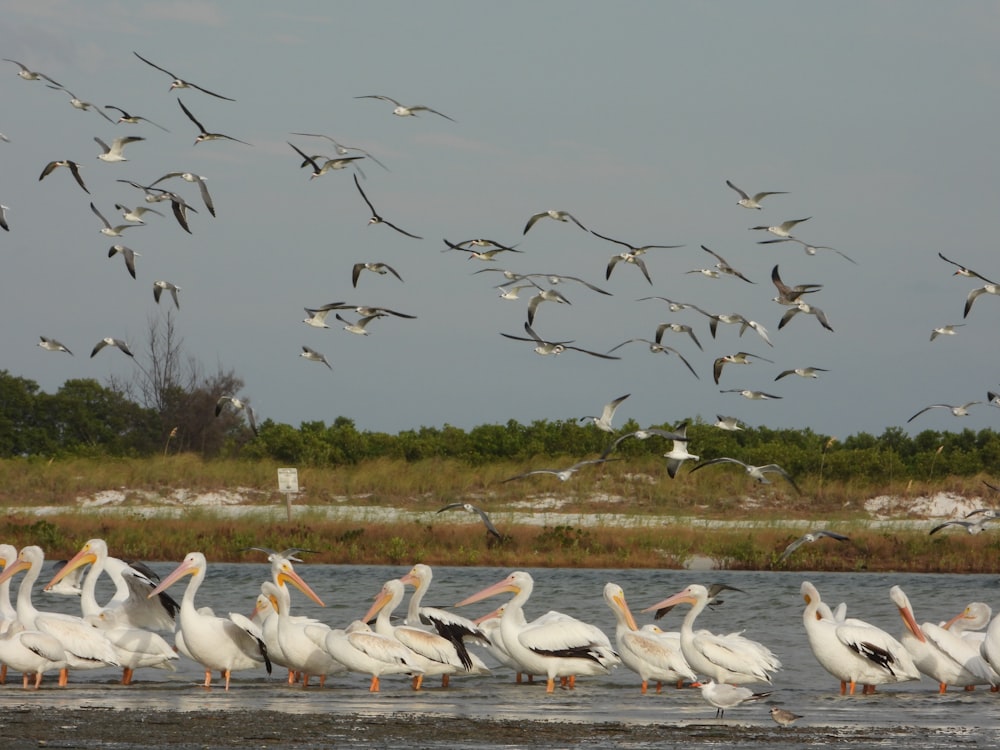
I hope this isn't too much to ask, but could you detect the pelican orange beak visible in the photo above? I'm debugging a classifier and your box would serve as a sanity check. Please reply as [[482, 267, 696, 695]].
[[361, 584, 395, 624], [276, 564, 325, 607], [398, 571, 419, 587], [0, 550, 32, 585], [44, 542, 97, 591], [613, 589, 640, 631], [898, 604, 927, 642], [942, 608, 969, 630], [454, 575, 520, 608], [472, 606, 504, 625], [641, 589, 695, 614], [148, 555, 200, 598]]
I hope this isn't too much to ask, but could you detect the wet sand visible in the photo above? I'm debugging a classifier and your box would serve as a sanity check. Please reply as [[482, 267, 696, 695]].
[[1, 706, 983, 749]]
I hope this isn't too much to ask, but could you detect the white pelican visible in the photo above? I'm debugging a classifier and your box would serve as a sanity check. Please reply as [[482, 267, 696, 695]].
[[890, 585, 995, 692], [399, 563, 491, 678], [0, 546, 119, 685], [0, 620, 67, 689], [799, 581, 919, 694], [44, 539, 178, 684], [148, 552, 271, 690], [603, 583, 694, 693], [693, 679, 771, 719], [362, 579, 473, 689], [455, 571, 619, 693], [642, 584, 780, 685], [945, 601, 991, 648], [268, 576, 343, 688], [321, 620, 424, 692]]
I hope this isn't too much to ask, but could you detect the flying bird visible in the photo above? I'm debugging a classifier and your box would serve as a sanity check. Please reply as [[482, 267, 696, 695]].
[[352, 262, 403, 288], [600, 426, 689, 459], [299, 346, 332, 370], [442, 237, 522, 259], [336, 313, 384, 336], [690, 457, 801, 493], [589, 228, 683, 254], [0, 203, 7, 231], [700, 245, 754, 283], [604, 338, 699, 378], [725, 179, 787, 210], [580, 393, 630, 433], [937, 252, 997, 285], [153, 280, 181, 308], [964, 284, 1000, 318], [654, 322, 702, 350], [606, 251, 652, 284], [929, 518, 998, 536], [759, 237, 858, 264], [720, 389, 783, 401], [133, 51, 236, 100], [39, 159, 89, 193], [750, 217, 811, 238], [38, 336, 73, 355], [779, 301, 834, 332], [355, 94, 455, 121], [663, 422, 698, 478], [151, 172, 215, 216], [930, 324, 965, 341], [775, 366, 828, 381], [94, 135, 144, 163], [713, 351, 774, 385], [500, 321, 620, 359], [116, 203, 164, 223], [215, 395, 258, 434], [91, 337, 134, 358], [117, 180, 199, 234], [290, 132, 389, 170], [501, 457, 618, 483], [353, 174, 422, 239], [104, 105, 170, 131], [436, 502, 502, 541], [907, 402, 981, 423], [90, 202, 137, 237], [48, 86, 116, 122], [4, 58, 61, 85], [523, 210, 587, 235], [771, 264, 822, 305], [108, 244, 140, 279], [778, 530, 850, 563], [713, 415, 744, 431], [287, 141, 364, 179], [177, 98, 251, 145], [501, 272, 611, 295], [526, 288, 571, 326]]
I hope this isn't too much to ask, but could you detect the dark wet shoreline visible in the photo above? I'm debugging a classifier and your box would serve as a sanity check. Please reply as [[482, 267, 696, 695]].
[[1, 707, 987, 749]]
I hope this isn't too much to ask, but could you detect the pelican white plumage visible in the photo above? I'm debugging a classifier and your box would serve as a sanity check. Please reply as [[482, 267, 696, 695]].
[[322, 620, 423, 692], [0, 546, 120, 686], [455, 571, 619, 693], [641, 584, 780, 685], [800, 581, 919, 694], [890, 585, 995, 692], [147, 552, 271, 689], [603, 583, 694, 693], [399, 563, 491, 681], [268, 574, 343, 688], [362, 578, 472, 689]]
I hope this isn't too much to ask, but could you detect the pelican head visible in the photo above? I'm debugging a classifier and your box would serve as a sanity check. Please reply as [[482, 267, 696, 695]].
[[274, 559, 325, 607], [44, 538, 107, 591], [603, 582, 640, 631], [361, 578, 405, 623], [148, 551, 205, 597], [454, 571, 530, 608], [0, 545, 40, 585], [641, 583, 706, 614]]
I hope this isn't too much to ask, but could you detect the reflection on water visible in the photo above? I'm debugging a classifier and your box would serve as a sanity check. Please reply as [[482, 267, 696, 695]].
[[13, 564, 1000, 733]]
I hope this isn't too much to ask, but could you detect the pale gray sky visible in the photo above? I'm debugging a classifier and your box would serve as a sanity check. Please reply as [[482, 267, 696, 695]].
[[2, 1, 999, 441]]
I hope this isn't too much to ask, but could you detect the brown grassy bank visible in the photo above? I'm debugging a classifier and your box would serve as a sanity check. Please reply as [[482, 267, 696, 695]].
[[2, 455, 998, 572]]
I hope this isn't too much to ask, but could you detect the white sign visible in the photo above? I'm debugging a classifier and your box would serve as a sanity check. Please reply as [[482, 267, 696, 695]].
[[277, 468, 299, 493]]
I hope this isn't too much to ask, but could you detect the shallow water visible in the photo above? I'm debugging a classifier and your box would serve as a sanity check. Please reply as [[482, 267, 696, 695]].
[[10, 564, 1000, 747]]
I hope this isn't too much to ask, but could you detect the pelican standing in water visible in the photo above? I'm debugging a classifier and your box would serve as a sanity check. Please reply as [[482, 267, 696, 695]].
[[456, 571, 619, 693], [148, 552, 271, 689]]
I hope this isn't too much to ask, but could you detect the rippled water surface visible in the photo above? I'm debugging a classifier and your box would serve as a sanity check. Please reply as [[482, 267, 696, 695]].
[[10, 564, 1000, 747]]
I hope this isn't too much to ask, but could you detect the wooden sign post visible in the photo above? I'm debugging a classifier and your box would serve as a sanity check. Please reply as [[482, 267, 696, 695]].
[[277, 467, 299, 521]]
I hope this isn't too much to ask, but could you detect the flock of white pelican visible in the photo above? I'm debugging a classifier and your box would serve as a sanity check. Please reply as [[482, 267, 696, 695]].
[[3, 541, 1000, 724]]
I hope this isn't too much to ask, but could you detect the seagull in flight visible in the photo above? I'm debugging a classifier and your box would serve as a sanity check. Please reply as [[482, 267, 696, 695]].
[[116, 204, 164, 223], [287, 141, 364, 179], [750, 217, 811, 239], [589, 228, 683, 254], [108, 244, 140, 279], [48, 86, 116, 122], [600, 426, 689, 459], [721, 389, 783, 401], [153, 280, 181, 308], [725, 179, 787, 210], [4, 58, 60, 85], [500, 272, 611, 296], [605, 338, 699, 378], [39, 159, 89, 193], [606, 251, 652, 284], [700, 245, 754, 283], [929, 518, 998, 536], [663, 421, 699, 478], [104, 105, 170, 131], [353, 174, 422, 239], [523, 209, 587, 235], [938, 252, 997, 285], [964, 284, 1000, 318], [778, 530, 850, 563], [133, 51, 236, 100], [690, 457, 801, 493], [775, 366, 828, 381], [654, 322, 702, 351], [759, 237, 858, 264], [779, 301, 834, 332], [713, 415, 744, 431], [215, 395, 258, 435], [336, 312, 384, 335], [713, 351, 774, 385], [500, 321, 620, 359], [91, 337, 134, 359], [436, 502, 502, 541], [907, 402, 981, 423], [0, 204, 8, 232], [526, 288, 571, 326], [151, 172, 215, 217], [38, 336, 73, 355], [442, 237, 522, 259], [580, 393, 630, 433], [300, 346, 332, 370], [352, 262, 403, 288], [290, 132, 389, 170], [177, 98, 251, 145], [501, 457, 618, 483], [90, 202, 137, 237], [771, 264, 822, 305], [355, 94, 455, 121], [930, 324, 964, 341], [94, 135, 144, 163]]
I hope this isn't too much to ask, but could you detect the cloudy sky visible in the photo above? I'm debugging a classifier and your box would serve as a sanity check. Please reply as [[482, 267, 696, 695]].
[[2, 1, 999, 442]]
